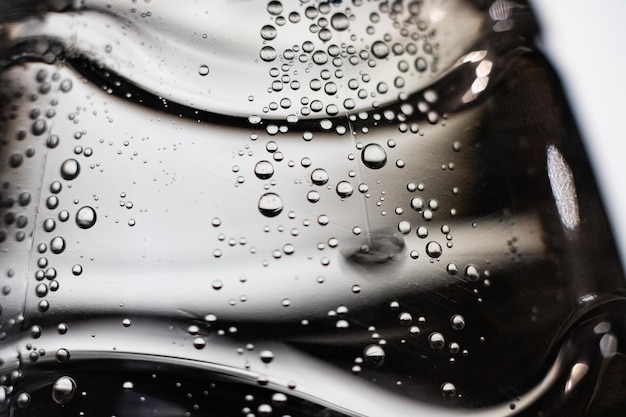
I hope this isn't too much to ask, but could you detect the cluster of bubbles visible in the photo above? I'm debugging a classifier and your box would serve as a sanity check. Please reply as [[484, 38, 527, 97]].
[[256, 0, 439, 117]]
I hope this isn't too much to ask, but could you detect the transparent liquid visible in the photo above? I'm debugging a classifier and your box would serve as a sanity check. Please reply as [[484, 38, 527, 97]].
[[1, 0, 625, 416]]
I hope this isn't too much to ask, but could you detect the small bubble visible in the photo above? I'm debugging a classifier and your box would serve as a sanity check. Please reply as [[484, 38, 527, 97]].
[[441, 382, 457, 399], [428, 332, 445, 349], [193, 337, 206, 349], [361, 143, 387, 169], [397, 220, 411, 234], [311, 168, 329, 185], [55, 348, 70, 363], [260, 25, 277, 40], [198, 65, 210, 76], [451, 314, 466, 330], [267, 0, 283, 15], [363, 345, 385, 367], [399, 312, 412, 324], [258, 193, 283, 217], [464, 264, 480, 281], [260, 349, 274, 364], [425, 241, 442, 258], [254, 160, 274, 180], [307, 190, 320, 203], [60, 159, 80, 180], [330, 12, 349, 31], [260, 46, 278, 62], [50, 236, 66, 254], [336, 181, 353, 198], [51, 376, 76, 405], [371, 41, 389, 59], [75, 206, 97, 229], [17, 392, 31, 408]]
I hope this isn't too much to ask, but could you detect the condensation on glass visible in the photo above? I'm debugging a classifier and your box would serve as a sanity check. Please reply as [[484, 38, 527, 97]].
[[0, 0, 625, 416]]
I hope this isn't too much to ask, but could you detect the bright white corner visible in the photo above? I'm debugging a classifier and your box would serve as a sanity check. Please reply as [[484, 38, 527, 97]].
[[529, 0, 626, 269]]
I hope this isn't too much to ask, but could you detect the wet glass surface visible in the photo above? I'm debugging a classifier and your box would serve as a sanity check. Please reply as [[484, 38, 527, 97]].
[[0, 1, 625, 415]]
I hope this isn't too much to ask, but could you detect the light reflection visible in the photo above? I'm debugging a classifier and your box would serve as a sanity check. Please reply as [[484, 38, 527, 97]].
[[564, 362, 589, 393], [547, 145, 580, 230]]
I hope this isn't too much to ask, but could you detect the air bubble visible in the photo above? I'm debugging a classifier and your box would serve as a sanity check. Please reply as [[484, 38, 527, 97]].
[[451, 314, 466, 330], [363, 345, 385, 367], [371, 41, 389, 59], [260, 46, 278, 62], [260, 349, 274, 364], [52, 376, 76, 404], [258, 193, 283, 217], [198, 65, 209, 76], [336, 181, 353, 198], [441, 382, 457, 399], [50, 236, 66, 254], [307, 190, 320, 203], [254, 160, 274, 179], [464, 264, 480, 281], [60, 159, 80, 180], [425, 241, 442, 258], [361, 143, 387, 169], [330, 12, 349, 31], [311, 168, 329, 185], [55, 348, 70, 363], [397, 220, 411, 234], [428, 332, 445, 349], [75, 206, 97, 229], [260, 25, 277, 40]]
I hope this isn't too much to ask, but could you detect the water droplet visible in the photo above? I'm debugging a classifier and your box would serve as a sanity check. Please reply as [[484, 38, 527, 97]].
[[260, 25, 277, 40], [50, 236, 66, 254], [123, 381, 134, 389], [198, 65, 209, 76], [267, 0, 283, 15], [399, 312, 413, 324], [415, 57, 428, 72], [307, 190, 320, 203], [428, 332, 445, 349], [397, 220, 411, 234], [17, 392, 31, 408], [72, 264, 83, 276], [446, 263, 458, 275], [363, 345, 385, 367], [451, 314, 466, 330], [254, 160, 274, 179], [425, 241, 442, 258], [464, 264, 480, 281], [52, 376, 76, 404], [361, 143, 387, 169], [60, 158, 80, 180], [31, 119, 47, 136], [55, 348, 70, 363], [441, 382, 457, 399], [258, 193, 283, 217], [371, 41, 389, 59], [260, 46, 277, 62], [60, 79, 73, 92], [336, 181, 353, 198], [260, 349, 274, 364], [75, 206, 96, 229], [193, 337, 206, 349], [330, 12, 349, 31], [311, 168, 329, 185]]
